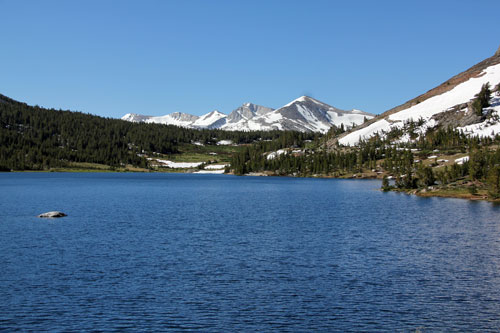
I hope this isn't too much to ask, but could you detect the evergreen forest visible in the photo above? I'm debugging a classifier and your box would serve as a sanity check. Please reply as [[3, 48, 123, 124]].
[[0, 94, 310, 171]]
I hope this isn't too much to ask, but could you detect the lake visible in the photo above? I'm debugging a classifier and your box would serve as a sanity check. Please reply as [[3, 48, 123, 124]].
[[1, 173, 499, 331]]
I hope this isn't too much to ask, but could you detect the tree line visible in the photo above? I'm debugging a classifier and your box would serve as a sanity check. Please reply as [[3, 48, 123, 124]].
[[0, 94, 306, 171], [230, 124, 500, 197]]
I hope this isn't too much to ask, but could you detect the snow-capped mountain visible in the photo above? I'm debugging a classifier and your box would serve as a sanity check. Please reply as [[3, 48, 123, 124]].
[[258, 96, 373, 133], [121, 98, 374, 133], [121, 113, 153, 123], [192, 110, 226, 128], [335, 48, 500, 146], [226, 103, 275, 122], [122, 112, 199, 127], [212, 102, 276, 131]]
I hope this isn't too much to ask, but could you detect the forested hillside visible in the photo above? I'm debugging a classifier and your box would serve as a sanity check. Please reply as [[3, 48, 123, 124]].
[[229, 121, 500, 200], [0, 94, 309, 171]]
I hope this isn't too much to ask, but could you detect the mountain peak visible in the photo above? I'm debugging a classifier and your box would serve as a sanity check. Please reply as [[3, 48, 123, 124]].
[[225, 102, 274, 122], [295, 95, 313, 103], [206, 110, 224, 116], [198, 110, 225, 120], [282, 95, 326, 108], [496, 44, 500, 56], [121, 113, 152, 122]]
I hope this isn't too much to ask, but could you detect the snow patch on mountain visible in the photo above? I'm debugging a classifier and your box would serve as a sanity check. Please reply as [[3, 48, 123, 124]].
[[457, 96, 500, 137], [192, 110, 226, 128], [122, 112, 200, 127], [339, 63, 500, 146], [122, 113, 153, 122], [455, 156, 470, 165], [216, 140, 233, 145], [267, 149, 287, 160]]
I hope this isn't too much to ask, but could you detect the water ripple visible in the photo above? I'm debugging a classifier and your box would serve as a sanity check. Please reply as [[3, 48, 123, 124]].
[[0, 173, 499, 331]]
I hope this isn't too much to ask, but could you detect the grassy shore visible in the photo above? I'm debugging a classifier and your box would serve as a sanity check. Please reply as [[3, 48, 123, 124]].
[[12, 162, 151, 173], [386, 183, 500, 203]]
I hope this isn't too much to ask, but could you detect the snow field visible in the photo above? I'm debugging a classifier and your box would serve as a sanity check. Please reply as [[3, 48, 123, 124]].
[[339, 63, 500, 146]]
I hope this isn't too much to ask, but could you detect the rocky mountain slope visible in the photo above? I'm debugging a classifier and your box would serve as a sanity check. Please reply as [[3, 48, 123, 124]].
[[122, 96, 374, 133], [334, 48, 500, 146], [264, 96, 372, 133]]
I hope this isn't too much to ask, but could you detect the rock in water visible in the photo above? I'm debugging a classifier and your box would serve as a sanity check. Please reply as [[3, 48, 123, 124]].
[[38, 211, 67, 218]]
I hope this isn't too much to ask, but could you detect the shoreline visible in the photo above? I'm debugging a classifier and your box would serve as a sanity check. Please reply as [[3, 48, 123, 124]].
[[4, 168, 499, 203], [384, 187, 500, 203]]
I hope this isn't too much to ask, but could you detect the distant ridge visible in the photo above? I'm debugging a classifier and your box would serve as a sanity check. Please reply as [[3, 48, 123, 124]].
[[122, 96, 374, 133]]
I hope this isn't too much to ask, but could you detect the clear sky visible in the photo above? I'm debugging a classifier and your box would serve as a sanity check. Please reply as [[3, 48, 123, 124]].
[[1, 0, 499, 117]]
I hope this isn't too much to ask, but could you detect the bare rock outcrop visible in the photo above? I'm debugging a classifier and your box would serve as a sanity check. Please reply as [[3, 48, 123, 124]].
[[38, 211, 67, 218]]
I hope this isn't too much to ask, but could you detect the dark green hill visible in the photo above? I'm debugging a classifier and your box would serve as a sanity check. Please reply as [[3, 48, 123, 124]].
[[0, 94, 306, 171]]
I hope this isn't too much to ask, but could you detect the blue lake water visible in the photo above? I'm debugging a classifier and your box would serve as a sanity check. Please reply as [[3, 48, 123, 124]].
[[1, 172, 500, 331]]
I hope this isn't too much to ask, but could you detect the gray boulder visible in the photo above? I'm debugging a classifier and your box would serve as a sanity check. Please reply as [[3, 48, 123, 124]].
[[38, 211, 67, 218]]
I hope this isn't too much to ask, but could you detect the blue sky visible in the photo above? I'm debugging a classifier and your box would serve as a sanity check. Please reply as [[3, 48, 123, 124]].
[[1, 0, 499, 117]]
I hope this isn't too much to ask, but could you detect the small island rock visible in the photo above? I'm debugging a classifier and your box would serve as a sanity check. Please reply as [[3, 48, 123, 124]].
[[38, 211, 67, 218]]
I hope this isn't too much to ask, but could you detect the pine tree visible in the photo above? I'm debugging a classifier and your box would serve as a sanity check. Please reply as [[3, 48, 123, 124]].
[[487, 166, 500, 199], [381, 175, 391, 191], [417, 165, 435, 187], [472, 83, 491, 116]]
